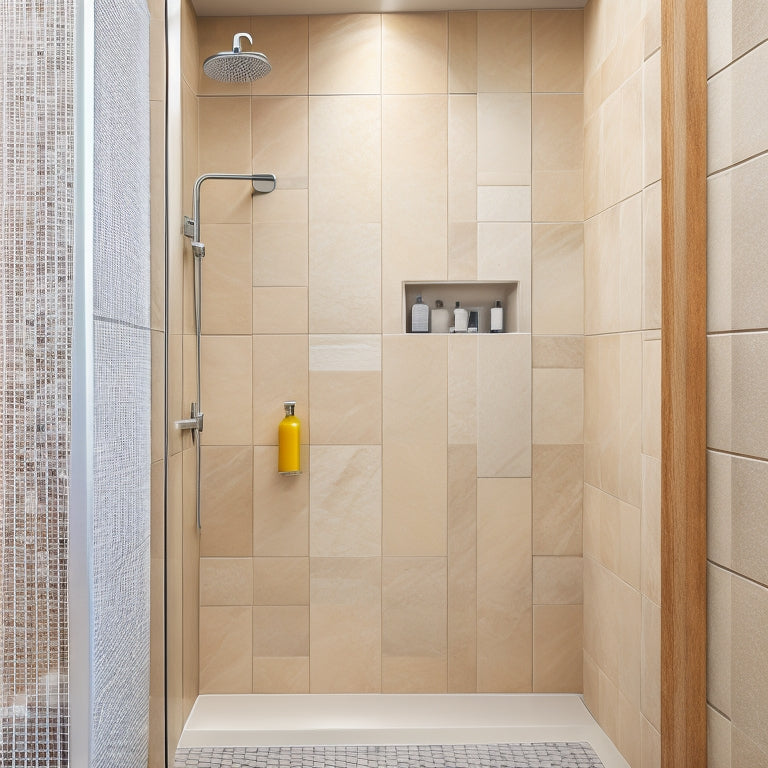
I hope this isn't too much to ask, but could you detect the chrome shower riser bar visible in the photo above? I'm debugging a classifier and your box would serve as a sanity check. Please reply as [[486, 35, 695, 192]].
[[175, 172, 276, 529]]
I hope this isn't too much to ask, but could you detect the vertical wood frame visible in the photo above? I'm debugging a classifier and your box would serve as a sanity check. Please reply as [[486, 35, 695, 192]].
[[660, 0, 707, 765]]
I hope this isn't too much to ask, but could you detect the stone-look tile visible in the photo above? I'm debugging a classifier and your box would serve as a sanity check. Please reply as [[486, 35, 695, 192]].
[[532, 94, 583, 172], [309, 334, 381, 372], [478, 334, 531, 477], [252, 605, 309, 657], [447, 445, 477, 692], [309, 15, 381, 95], [583, 651, 599, 720], [250, 16, 309, 97], [309, 96, 381, 223], [643, 0, 661, 59], [732, 574, 768, 756], [533, 557, 583, 604], [532, 445, 583, 555], [582, 483, 600, 562], [448, 222, 478, 281], [180, 0, 199, 92], [200, 225, 252, 335], [532, 336, 584, 369], [200, 558, 253, 606], [532, 169, 584, 223], [251, 97, 308, 190], [533, 605, 582, 693], [252, 658, 309, 694], [708, 153, 768, 333], [309, 371, 382, 445], [708, 706, 732, 768], [619, 502, 641, 590], [477, 478, 532, 692], [732, 0, 768, 62], [382, 95, 447, 333], [598, 668, 620, 746], [641, 715, 661, 768], [708, 449, 733, 569], [532, 223, 584, 335], [448, 91, 476, 224], [619, 72, 644, 203], [598, 489, 621, 576], [477, 11, 531, 93], [641, 595, 661, 731], [708, 563, 732, 718], [618, 691, 642, 768], [477, 93, 532, 186], [448, 12, 477, 93], [620, 333, 643, 507], [309, 221, 381, 333], [199, 446, 253, 557], [383, 335, 447, 556], [252, 287, 307, 335], [198, 97, 251, 173], [199, 606, 252, 693], [532, 11, 584, 93], [382, 557, 448, 692], [252, 446, 309, 557], [253, 189, 308, 287], [196, 17, 250, 97], [708, 42, 768, 174], [618, 581, 642, 707], [732, 725, 768, 767], [477, 223, 531, 289], [643, 52, 661, 187], [477, 187, 531, 222], [251, 334, 308, 446], [643, 181, 661, 331], [309, 557, 381, 692], [382, 13, 447, 94], [532, 368, 583, 445], [641, 455, 661, 605], [707, 0, 733, 76], [730, 454, 768, 584], [200, 336, 252, 446], [309, 446, 382, 557], [448, 334, 477, 446], [252, 557, 309, 606]]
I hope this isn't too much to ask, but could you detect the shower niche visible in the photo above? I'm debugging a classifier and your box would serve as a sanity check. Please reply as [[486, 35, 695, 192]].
[[403, 281, 519, 334]]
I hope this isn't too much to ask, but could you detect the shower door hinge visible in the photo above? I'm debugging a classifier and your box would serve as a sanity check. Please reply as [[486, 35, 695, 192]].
[[183, 216, 195, 238]]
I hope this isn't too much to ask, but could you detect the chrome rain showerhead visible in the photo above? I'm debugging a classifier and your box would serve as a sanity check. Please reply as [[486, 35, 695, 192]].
[[202, 32, 271, 83]]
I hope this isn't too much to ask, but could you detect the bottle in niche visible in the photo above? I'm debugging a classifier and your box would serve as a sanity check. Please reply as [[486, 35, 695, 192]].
[[431, 299, 450, 334], [278, 401, 301, 475], [454, 300, 469, 333], [411, 295, 429, 333], [490, 300, 504, 333]]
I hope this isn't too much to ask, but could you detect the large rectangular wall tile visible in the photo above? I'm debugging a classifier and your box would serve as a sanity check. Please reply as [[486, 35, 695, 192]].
[[199, 606, 252, 693], [477, 478, 532, 692], [382, 557, 448, 692], [620, 332, 643, 507], [641, 595, 661, 731], [252, 605, 309, 657], [532, 11, 584, 93], [382, 13, 447, 94], [447, 445, 477, 692], [200, 558, 253, 606], [251, 96, 308, 189], [641, 455, 661, 605], [252, 446, 309, 557], [448, 12, 477, 93], [198, 96, 251, 172], [382, 95, 448, 333], [533, 556, 583, 604], [309, 371, 382, 445], [707, 706, 732, 768], [478, 334, 531, 477], [309, 445, 382, 557], [708, 563, 732, 718], [532, 444, 583, 555], [252, 287, 308, 335], [533, 604, 583, 692], [252, 557, 309, 605], [532, 368, 584, 445], [448, 334, 477, 446], [448, 94, 477, 227], [477, 93, 531, 186], [532, 335, 584, 369], [309, 15, 381, 95], [643, 52, 661, 187], [252, 334, 308, 446], [643, 181, 662, 331], [309, 557, 381, 692], [477, 11, 531, 93], [383, 335, 447, 556], [250, 16, 309, 97], [252, 658, 309, 694]]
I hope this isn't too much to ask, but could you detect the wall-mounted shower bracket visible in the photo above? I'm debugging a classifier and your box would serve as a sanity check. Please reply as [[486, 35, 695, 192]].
[[183, 216, 195, 238], [175, 403, 203, 433]]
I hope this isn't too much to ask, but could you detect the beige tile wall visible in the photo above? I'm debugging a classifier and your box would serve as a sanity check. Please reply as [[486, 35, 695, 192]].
[[188, 9, 584, 696], [582, 1, 661, 766], [707, 3, 768, 766]]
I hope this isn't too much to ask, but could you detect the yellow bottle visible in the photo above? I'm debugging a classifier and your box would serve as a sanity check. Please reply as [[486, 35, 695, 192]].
[[278, 401, 301, 475]]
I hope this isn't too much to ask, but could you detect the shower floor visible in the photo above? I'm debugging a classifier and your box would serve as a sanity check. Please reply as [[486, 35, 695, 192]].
[[176, 694, 628, 768]]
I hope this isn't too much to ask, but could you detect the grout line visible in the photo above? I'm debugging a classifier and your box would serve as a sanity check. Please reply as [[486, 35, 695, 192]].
[[707, 36, 768, 81], [707, 146, 768, 180], [707, 560, 768, 593]]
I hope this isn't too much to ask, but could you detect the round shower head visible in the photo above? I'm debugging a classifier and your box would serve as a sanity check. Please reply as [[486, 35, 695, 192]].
[[203, 32, 271, 83]]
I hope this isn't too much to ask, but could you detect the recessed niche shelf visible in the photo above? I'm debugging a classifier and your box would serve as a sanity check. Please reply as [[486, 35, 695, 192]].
[[403, 281, 519, 334]]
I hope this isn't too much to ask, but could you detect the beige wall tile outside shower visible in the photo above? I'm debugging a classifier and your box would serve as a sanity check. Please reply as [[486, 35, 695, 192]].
[[643, 181, 661, 331], [198, 97, 252, 174], [309, 15, 381, 95], [200, 558, 253, 606], [731, 0, 768, 62], [252, 446, 309, 557], [641, 455, 661, 605], [309, 445, 382, 557], [199, 606, 252, 693], [196, 17, 251, 96], [251, 334, 308, 446], [448, 12, 477, 94], [250, 16, 309, 97], [477, 11, 531, 93], [477, 478, 532, 692], [382, 13, 447, 94], [642, 338, 661, 460], [309, 557, 381, 692], [252, 605, 309, 657], [707, 706, 731, 768], [641, 595, 661, 731], [707, 563, 732, 718], [199, 446, 253, 557], [533, 604, 583, 693], [251, 96, 308, 189], [200, 336, 253, 445], [252, 557, 309, 605], [252, 287, 307, 335], [643, 52, 661, 187], [477, 93, 531, 186], [309, 371, 382, 445], [532, 11, 584, 93], [620, 332, 642, 508], [382, 557, 448, 692], [252, 189, 307, 287]]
